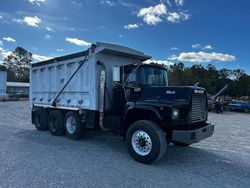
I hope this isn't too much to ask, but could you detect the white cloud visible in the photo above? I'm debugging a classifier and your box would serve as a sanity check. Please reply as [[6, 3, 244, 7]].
[[24, 16, 41, 27], [138, 3, 167, 16], [1, 51, 13, 59], [65, 37, 91, 46], [170, 51, 236, 63], [0, 47, 12, 59], [32, 54, 52, 62], [0, 15, 2, 19], [168, 54, 178, 60], [144, 59, 174, 66], [138, 3, 167, 25], [1, 51, 13, 58], [46, 27, 53, 32], [44, 34, 52, 39], [56, 49, 64, 52], [202, 45, 213, 50], [167, 12, 190, 23], [12, 18, 22, 24], [175, 0, 184, 6], [143, 14, 162, 25], [192, 44, 213, 50], [138, 3, 190, 25], [28, 0, 45, 6], [13, 16, 42, 27], [170, 47, 178, 50], [124, 24, 139, 30], [192, 44, 201, 49], [100, 0, 115, 7], [72, 1, 82, 7], [3, 37, 16, 42], [0, 47, 5, 52]]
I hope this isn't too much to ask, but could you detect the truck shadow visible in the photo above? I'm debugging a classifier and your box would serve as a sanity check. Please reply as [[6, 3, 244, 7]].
[[15, 128, 240, 169], [158, 145, 223, 166]]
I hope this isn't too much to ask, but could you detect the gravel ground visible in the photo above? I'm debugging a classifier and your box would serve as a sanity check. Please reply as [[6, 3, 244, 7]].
[[0, 101, 250, 188]]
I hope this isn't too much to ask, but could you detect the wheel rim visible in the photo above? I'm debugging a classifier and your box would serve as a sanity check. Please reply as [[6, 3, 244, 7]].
[[131, 130, 152, 156], [66, 116, 76, 134]]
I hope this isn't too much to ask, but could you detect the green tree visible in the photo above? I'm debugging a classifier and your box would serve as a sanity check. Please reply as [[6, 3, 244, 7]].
[[3, 47, 32, 82], [168, 62, 186, 85], [167, 62, 250, 97]]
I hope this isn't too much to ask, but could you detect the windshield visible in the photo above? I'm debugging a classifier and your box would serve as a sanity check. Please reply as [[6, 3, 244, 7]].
[[127, 66, 168, 86]]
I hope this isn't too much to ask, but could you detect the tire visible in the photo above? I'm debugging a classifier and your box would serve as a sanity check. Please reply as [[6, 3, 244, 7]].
[[172, 141, 190, 147], [64, 111, 86, 140], [48, 110, 65, 136], [34, 109, 48, 131], [126, 120, 167, 164]]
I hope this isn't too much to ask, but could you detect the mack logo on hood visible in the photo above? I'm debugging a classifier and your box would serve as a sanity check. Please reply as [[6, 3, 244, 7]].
[[166, 90, 175, 94]]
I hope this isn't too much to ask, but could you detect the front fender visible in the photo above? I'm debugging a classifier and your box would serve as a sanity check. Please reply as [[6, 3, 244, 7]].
[[122, 102, 170, 132]]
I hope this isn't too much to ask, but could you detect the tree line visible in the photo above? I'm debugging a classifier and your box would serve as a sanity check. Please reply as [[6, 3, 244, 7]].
[[167, 63, 250, 96]]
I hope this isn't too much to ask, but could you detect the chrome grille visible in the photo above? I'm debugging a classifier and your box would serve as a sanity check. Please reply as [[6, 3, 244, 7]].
[[191, 93, 206, 122]]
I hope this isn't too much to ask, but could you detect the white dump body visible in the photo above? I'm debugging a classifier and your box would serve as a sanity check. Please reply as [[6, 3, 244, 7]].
[[0, 71, 7, 96], [30, 42, 150, 111]]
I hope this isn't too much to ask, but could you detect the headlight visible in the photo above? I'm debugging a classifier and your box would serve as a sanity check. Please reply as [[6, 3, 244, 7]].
[[172, 108, 180, 120]]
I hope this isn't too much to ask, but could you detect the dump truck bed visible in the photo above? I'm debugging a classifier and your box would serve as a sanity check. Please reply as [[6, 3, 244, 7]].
[[29, 42, 150, 111]]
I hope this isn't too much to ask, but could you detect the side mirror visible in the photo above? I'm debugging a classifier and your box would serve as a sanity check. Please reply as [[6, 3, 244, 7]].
[[112, 67, 120, 82]]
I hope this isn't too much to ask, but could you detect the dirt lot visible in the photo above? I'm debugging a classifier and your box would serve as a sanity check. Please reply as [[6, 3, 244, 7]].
[[0, 101, 250, 188]]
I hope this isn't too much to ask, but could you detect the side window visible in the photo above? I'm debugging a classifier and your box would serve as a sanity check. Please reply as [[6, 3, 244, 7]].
[[137, 68, 146, 85], [127, 73, 137, 85]]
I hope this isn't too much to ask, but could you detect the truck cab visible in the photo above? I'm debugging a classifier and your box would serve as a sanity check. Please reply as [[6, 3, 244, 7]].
[[109, 63, 214, 163]]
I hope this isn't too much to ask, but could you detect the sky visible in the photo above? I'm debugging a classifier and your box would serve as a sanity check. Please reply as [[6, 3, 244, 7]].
[[0, 0, 249, 74]]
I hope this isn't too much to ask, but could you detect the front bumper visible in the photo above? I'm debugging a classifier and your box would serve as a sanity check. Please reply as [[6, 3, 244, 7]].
[[172, 123, 214, 145]]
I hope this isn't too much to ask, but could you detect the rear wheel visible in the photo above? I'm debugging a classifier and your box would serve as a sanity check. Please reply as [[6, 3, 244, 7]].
[[64, 111, 86, 140], [126, 120, 167, 164], [34, 109, 48, 131], [48, 110, 64, 136]]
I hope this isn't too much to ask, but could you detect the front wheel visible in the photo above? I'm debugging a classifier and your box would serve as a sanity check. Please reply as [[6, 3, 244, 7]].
[[126, 120, 167, 164]]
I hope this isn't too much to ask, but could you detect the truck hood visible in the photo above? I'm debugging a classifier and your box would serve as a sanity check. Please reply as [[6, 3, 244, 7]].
[[138, 86, 206, 104]]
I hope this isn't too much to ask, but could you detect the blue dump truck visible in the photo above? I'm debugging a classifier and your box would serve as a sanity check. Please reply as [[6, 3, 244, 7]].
[[30, 42, 214, 164]]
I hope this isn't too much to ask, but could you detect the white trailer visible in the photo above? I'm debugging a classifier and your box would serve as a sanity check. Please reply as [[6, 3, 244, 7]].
[[30, 42, 214, 164]]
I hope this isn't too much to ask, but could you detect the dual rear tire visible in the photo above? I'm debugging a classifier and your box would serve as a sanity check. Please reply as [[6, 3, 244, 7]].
[[34, 109, 48, 131], [34, 109, 85, 139], [48, 110, 64, 136]]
